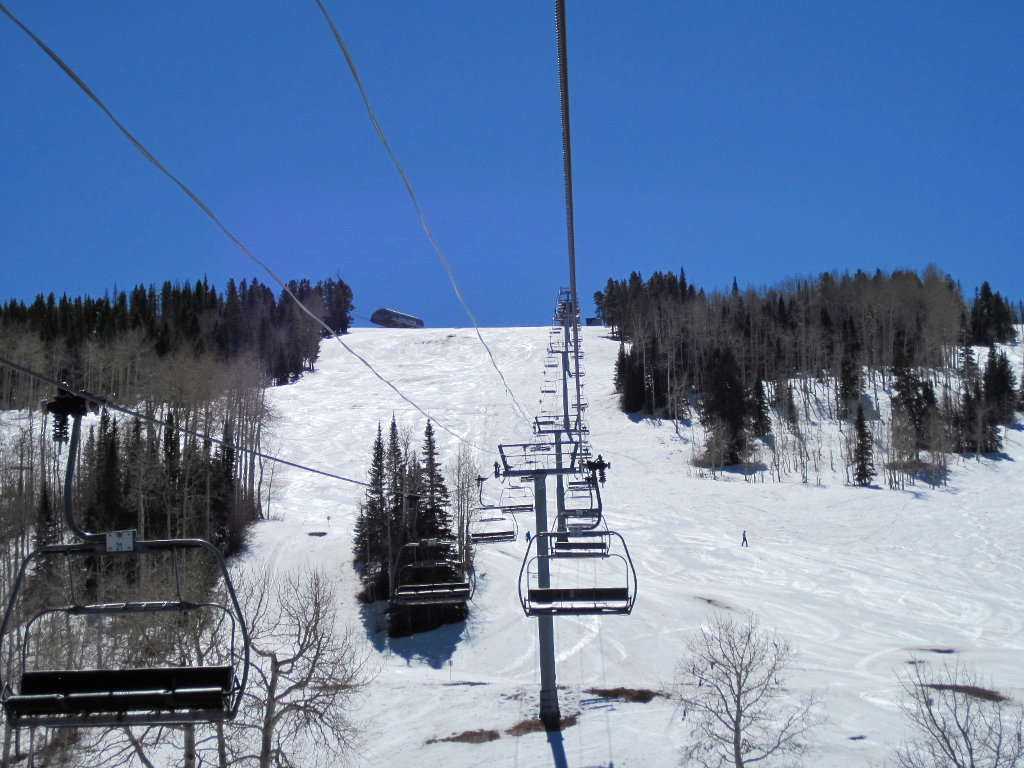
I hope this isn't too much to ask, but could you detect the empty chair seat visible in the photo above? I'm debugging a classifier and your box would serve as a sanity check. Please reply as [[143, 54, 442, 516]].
[[526, 587, 631, 615], [5, 665, 235, 727]]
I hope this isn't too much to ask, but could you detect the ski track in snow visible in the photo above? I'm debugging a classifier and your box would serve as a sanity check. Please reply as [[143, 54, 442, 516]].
[[235, 326, 1024, 767]]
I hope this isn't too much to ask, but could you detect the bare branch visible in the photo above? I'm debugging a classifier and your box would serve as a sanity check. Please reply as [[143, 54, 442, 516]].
[[672, 611, 823, 768]]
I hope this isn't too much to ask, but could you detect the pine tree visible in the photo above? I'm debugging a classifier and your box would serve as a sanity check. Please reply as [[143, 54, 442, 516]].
[[982, 347, 1017, 426], [852, 402, 875, 486], [615, 343, 646, 413], [34, 479, 61, 549], [353, 424, 387, 601], [891, 364, 937, 458], [836, 354, 862, 420], [384, 417, 406, 543], [84, 410, 127, 531], [697, 347, 751, 466], [751, 378, 772, 439], [959, 379, 1001, 454], [416, 421, 451, 541]]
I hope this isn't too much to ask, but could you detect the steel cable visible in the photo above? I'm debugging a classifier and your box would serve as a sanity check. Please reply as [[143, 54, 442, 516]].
[[0, 0, 487, 453]]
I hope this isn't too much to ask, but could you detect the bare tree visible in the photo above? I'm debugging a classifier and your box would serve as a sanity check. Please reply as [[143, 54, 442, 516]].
[[446, 442, 480, 572], [228, 566, 372, 768], [889, 660, 1024, 768], [672, 611, 822, 768]]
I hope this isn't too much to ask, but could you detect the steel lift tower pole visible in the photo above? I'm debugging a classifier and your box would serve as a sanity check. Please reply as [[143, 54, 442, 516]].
[[531, 474, 560, 725]]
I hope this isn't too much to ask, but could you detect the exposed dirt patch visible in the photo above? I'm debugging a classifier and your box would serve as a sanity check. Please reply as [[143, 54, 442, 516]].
[[585, 687, 666, 704], [443, 681, 488, 687], [914, 647, 956, 654], [307, 531, 327, 537], [926, 683, 1008, 702], [507, 714, 579, 736], [426, 729, 500, 745]]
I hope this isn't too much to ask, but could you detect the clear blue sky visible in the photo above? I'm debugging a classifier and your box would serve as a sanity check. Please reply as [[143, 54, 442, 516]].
[[3, 2, 1022, 328]]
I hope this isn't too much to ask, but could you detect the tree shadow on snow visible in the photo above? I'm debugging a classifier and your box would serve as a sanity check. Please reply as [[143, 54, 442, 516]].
[[720, 461, 769, 477], [385, 617, 466, 669], [357, 600, 465, 668], [625, 411, 692, 429], [358, 601, 390, 652], [959, 450, 1014, 463]]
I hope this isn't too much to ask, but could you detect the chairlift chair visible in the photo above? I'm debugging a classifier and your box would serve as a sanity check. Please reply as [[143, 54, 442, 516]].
[[550, 526, 610, 557], [560, 471, 602, 530], [534, 412, 564, 433], [498, 484, 534, 516], [390, 541, 471, 606], [1, 538, 249, 728], [518, 530, 636, 617], [470, 510, 518, 544]]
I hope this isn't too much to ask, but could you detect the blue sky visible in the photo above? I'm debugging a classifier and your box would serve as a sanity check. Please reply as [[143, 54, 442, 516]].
[[3, 2, 1022, 328]]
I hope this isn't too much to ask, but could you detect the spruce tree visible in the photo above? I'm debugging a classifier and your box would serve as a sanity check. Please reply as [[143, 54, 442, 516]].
[[698, 347, 751, 466], [384, 417, 406, 544], [852, 402, 875, 486], [982, 347, 1017, 426], [353, 424, 387, 601], [751, 378, 772, 439], [616, 343, 646, 413], [34, 479, 61, 549], [891, 364, 937, 458], [416, 421, 451, 541]]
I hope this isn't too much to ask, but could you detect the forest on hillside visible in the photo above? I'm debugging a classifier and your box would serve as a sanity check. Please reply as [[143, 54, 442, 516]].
[[595, 266, 1022, 483], [0, 275, 352, 409]]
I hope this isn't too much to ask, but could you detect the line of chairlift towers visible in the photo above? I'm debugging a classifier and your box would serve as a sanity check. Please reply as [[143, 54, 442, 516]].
[[0, 290, 634, 736], [388, 289, 637, 620]]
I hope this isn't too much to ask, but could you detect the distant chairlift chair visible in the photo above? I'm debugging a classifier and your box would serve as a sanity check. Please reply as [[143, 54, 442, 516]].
[[559, 472, 602, 531], [470, 507, 518, 544], [390, 540, 472, 606]]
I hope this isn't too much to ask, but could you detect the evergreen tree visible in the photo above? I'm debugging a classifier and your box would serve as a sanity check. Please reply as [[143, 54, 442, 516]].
[[836, 354, 862, 420], [969, 281, 1017, 345], [958, 379, 1001, 454], [34, 479, 61, 549], [751, 378, 772, 439], [210, 420, 248, 556], [319, 277, 354, 335], [384, 417, 406, 542], [416, 421, 451, 540], [615, 343, 646, 413], [352, 424, 387, 602], [982, 347, 1017, 426], [891, 365, 938, 457], [84, 410, 128, 531], [852, 402, 875, 486], [697, 347, 751, 466]]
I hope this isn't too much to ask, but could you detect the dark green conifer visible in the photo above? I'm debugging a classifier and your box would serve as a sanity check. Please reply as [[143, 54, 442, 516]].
[[852, 402, 875, 487]]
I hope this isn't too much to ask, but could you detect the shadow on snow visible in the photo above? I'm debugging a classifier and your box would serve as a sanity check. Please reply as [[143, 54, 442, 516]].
[[358, 601, 465, 669]]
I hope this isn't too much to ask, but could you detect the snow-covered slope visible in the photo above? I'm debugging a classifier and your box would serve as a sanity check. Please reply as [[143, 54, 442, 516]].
[[253, 325, 1024, 767]]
